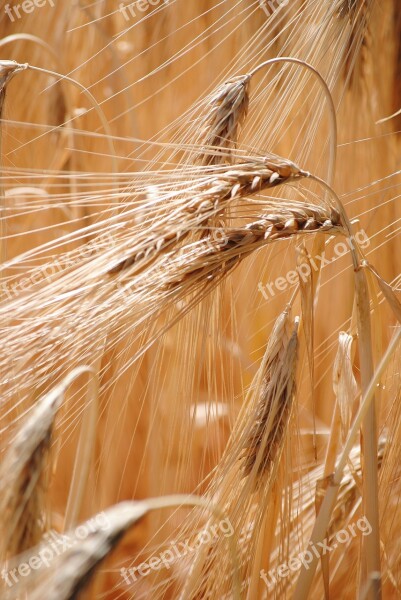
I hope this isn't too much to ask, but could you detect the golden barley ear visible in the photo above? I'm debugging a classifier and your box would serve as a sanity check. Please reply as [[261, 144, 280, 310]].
[[27, 502, 149, 600], [108, 156, 305, 274], [315, 434, 386, 598], [196, 74, 251, 165], [241, 309, 299, 486], [0, 61, 26, 116], [0, 368, 94, 562], [176, 309, 299, 600], [108, 157, 333, 276], [337, 0, 372, 87], [0, 386, 61, 560], [14, 495, 225, 600]]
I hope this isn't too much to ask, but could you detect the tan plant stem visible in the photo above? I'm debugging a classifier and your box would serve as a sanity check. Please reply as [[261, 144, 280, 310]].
[[294, 324, 401, 599], [249, 57, 337, 185], [308, 174, 381, 597], [3, 61, 118, 183], [249, 57, 338, 463], [354, 272, 381, 599], [64, 368, 99, 530], [0, 62, 27, 275], [293, 175, 392, 599]]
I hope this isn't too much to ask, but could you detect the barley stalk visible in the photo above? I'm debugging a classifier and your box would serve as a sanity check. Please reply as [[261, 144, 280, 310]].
[[1, 4, 400, 600], [294, 325, 401, 599]]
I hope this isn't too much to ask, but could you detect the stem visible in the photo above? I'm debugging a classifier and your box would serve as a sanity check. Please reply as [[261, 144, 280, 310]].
[[308, 175, 381, 596], [293, 325, 401, 599], [355, 270, 381, 598], [249, 57, 337, 185], [0, 34, 59, 63], [64, 368, 99, 530], [0, 62, 27, 278], [249, 58, 338, 462], [304, 174, 381, 597], [13, 62, 118, 182]]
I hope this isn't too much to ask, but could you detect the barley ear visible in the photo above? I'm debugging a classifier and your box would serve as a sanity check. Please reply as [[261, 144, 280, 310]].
[[0, 60, 27, 115], [24, 495, 239, 600], [0, 388, 61, 560], [0, 367, 93, 561], [197, 74, 250, 165], [241, 310, 299, 488]]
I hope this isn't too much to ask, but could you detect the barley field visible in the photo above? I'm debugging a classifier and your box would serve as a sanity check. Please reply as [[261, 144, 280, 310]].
[[0, 1, 400, 599]]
